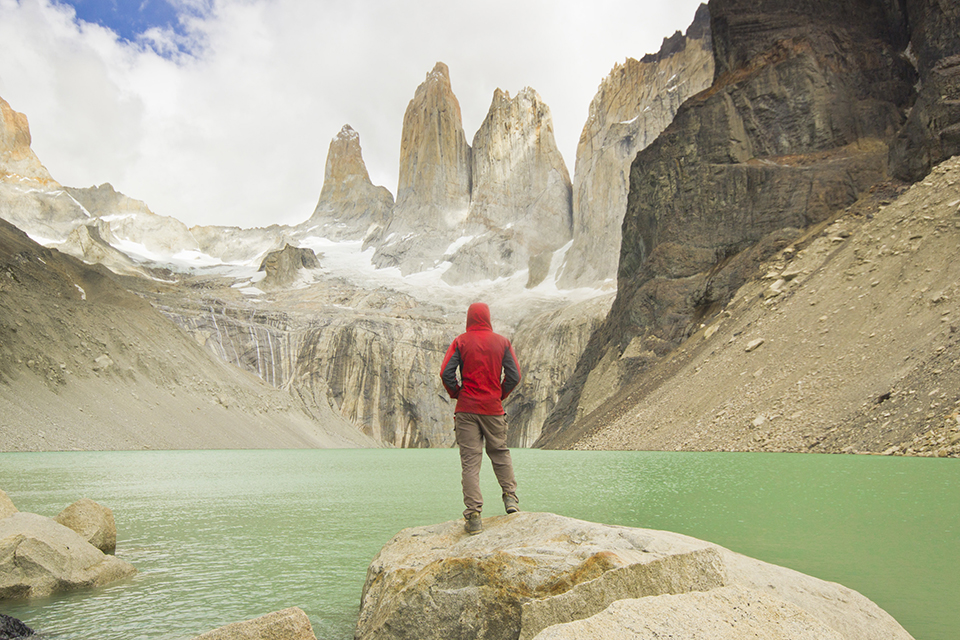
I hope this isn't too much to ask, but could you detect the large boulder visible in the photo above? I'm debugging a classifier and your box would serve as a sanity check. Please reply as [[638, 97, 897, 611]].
[[355, 512, 912, 640], [53, 498, 117, 553], [0, 512, 136, 599], [193, 607, 316, 640]]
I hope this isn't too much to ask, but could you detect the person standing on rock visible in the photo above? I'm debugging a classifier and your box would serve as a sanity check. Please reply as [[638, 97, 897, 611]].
[[440, 302, 521, 535]]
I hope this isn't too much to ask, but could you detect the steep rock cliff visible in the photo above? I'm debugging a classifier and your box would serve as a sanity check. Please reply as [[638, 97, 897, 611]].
[[558, 4, 714, 288], [442, 88, 572, 286], [0, 96, 57, 187], [157, 286, 459, 448], [889, 0, 960, 181], [538, 0, 917, 445], [373, 63, 472, 274], [306, 125, 394, 242], [505, 294, 613, 447]]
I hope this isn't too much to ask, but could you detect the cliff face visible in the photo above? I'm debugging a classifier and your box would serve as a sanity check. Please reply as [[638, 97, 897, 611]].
[[537, 0, 920, 445], [373, 63, 472, 274], [442, 88, 572, 286], [156, 287, 460, 449], [505, 294, 613, 447], [0, 96, 57, 187], [889, 0, 960, 180], [558, 4, 715, 288], [306, 125, 394, 242]]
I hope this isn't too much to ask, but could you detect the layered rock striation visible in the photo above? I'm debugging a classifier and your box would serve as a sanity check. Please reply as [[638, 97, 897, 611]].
[[537, 0, 920, 446], [558, 4, 714, 288], [306, 125, 394, 242]]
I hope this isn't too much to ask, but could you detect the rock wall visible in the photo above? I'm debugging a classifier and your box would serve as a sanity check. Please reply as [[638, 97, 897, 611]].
[[506, 294, 613, 447], [537, 0, 918, 446], [889, 0, 960, 180], [159, 291, 459, 448], [558, 4, 714, 288]]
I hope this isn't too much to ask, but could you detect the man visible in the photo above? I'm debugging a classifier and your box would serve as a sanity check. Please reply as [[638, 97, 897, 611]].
[[440, 302, 521, 535]]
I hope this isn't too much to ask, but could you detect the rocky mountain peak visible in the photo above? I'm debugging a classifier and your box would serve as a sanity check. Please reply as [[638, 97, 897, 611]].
[[307, 124, 394, 241], [557, 5, 714, 288], [0, 95, 58, 187], [372, 62, 472, 274], [439, 86, 572, 286]]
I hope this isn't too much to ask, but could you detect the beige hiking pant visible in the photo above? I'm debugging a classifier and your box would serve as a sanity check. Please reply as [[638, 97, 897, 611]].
[[455, 412, 517, 517]]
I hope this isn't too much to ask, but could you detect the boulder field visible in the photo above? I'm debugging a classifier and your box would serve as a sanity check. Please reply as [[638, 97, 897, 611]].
[[356, 512, 912, 640]]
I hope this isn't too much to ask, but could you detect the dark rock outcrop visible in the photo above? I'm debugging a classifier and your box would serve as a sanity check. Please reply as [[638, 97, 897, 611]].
[[889, 0, 960, 180], [537, 0, 918, 446], [0, 614, 34, 640]]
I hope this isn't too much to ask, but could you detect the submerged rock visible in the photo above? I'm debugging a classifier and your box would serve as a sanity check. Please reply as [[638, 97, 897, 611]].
[[0, 512, 136, 599], [193, 607, 316, 640], [355, 512, 912, 640]]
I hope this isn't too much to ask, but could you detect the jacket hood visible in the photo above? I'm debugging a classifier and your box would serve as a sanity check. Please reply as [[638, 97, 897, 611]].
[[466, 302, 492, 331]]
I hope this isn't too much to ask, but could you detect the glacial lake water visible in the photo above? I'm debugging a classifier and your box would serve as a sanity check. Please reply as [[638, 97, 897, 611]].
[[0, 449, 957, 640]]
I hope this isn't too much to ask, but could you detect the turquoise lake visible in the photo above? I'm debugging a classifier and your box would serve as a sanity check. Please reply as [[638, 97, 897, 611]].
[[0, 449, 957, 639]]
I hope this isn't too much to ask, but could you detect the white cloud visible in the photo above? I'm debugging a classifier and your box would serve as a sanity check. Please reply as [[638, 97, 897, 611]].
[[0, 0, 707, 228]]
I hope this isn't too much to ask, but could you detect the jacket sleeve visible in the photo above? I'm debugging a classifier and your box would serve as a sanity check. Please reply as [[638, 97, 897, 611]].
[[500, 342, 521, 399], [440, 341, 462, 398]]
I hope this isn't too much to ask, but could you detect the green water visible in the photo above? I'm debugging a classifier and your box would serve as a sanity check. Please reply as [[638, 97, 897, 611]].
[[0, 450, 956, 640]]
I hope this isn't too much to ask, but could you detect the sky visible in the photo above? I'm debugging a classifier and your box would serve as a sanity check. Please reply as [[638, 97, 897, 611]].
[[0, 0, 707, 229]]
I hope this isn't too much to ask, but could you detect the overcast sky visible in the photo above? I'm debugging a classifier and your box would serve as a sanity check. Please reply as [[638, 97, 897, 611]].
[[0, 0, 707, 229]]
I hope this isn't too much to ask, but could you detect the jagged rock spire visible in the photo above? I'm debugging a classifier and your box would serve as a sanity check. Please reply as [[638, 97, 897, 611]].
[[0, 95, 58, 187], [308, 124, 394, 241]]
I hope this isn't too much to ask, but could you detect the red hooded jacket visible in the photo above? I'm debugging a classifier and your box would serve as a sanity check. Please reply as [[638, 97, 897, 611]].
[[440, 302, 521, 415]]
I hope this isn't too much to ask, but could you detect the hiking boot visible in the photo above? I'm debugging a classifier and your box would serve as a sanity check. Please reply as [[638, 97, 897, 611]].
[[464, 512, 482, 535], [503, 493, 519, 514]]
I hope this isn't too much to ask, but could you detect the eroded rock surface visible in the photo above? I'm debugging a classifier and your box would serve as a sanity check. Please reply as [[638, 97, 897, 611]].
[[355, 513, 911, 640], [442, 87, 572, 286]]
